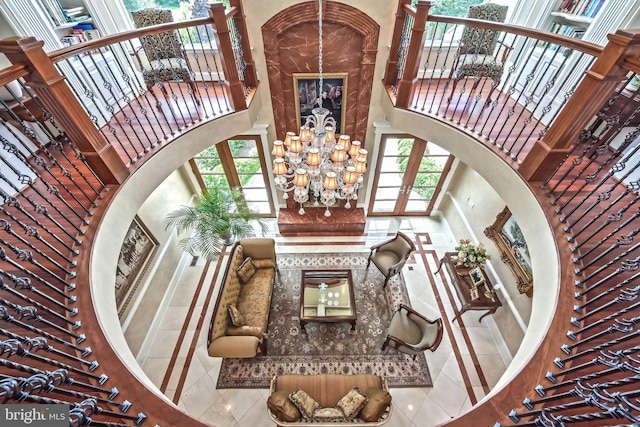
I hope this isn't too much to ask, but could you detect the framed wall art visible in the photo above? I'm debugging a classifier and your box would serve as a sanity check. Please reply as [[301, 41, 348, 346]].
[[470, 267, 485, 287], [115, 216, 158, 316], [294, 73, 347, 134], [484, 206, 534, 297]]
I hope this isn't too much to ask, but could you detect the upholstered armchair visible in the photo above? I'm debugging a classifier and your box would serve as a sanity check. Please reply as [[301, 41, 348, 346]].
[[366, 232, 416, 287], [131, 8, 199, 104], [448, 3, 509, 104], [382, 304, 443, 360]]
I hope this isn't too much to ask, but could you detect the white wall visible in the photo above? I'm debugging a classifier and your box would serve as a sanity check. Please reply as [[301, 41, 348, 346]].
[[121, 165, 199, 356], [0, 12, 15, 68], [438, 162, 530, 356]]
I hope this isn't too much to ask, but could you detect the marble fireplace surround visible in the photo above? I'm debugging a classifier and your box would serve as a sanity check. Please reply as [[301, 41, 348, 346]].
[[262, 0, 380, 146]]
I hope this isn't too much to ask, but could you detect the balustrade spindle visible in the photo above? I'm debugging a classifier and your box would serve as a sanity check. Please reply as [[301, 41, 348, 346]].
[[554, 329, 640, 368], [574, 265, 634, 300], [0, 339, 104, 381], [89, 49, 154, 153], [0, 305, 88, 354], [8, 371, 131, 412], [1, 282, 79, 325], [573, 224, 640, 270], [71, 398, 146, 426], [1, 240, 75, 290], [0, 173, 82, 245], [570, 183, 640, 242], [573, 274, 640, 315], [570, 301, 640, 337], [536, 351, 636, 394], [0, 361, 116, 398], [415, 22, 453, 114], [191, 28, 228, 116], [58, 62, 136, 164], [0, 219, 74, 277], [545, 132, 594, 195], [562, 149, 640, 227], [575, 246, 640, 287], [0, 290, 81, 332], [393, 13, 414, 98], [0, 332, 97, 370], [16, 305, 84, 338], [556, 122, 640, 214], [0, 122, 91, 225], [0, 194, 79, 255], [0, 90, 101, 207], [4, 275, 75, 313], [561, 319, 636, 354], [0, 247, 75, 302]]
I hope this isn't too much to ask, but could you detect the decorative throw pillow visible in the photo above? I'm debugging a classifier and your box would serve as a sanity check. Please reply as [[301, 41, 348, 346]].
[[267, 391, 301, 422], [313, 407, 345, 422], [358, 387, 392, 422], [236, 257, 256, 284], [227, 304, 245, 327], [336, 387, 368, 420], [251, 258, 276, 270], [289, 389, 320, 420]]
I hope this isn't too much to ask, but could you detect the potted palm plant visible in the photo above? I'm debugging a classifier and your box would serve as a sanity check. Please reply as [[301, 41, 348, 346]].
[[165, 187, 268, 259]]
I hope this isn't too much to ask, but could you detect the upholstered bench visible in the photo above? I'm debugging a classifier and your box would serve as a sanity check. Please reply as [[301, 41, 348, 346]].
[[267, 374, 392, 426]]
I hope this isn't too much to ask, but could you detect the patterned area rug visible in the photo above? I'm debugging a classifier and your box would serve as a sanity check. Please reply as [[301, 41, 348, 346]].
[[216, 253, 432, 389]]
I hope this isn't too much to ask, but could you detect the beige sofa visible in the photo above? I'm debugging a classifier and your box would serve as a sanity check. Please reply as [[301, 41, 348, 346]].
[[267, 374, 393, 426], [207, 238, 277, 358]]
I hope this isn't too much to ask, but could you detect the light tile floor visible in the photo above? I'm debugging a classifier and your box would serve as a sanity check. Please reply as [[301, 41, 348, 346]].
[[133, 217, 510, 426]]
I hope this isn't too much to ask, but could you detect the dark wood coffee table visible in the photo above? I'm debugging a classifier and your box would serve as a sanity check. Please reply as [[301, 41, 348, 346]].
[[300, 270, 357, 332]]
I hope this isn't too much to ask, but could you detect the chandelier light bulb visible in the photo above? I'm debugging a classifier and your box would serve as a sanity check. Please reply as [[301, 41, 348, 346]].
[[348, 140, 361, 158], [331, 144, 347, 163], [289, 136, 303, 153], [283, 131, 295, 146], [299, 126, 313, 142], [323, 171, 338, 190], [354, 156, 367, 174], [293, 169, 309, 187], [343, 166, 358, 184], [324, 126, 335, 142], [338, 134, 351, 152], [306, 148, 322, 167], [273, 157, 288, 175], [272, 140, 285, 157]]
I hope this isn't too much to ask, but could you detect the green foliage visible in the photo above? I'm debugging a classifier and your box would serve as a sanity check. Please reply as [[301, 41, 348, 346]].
[[194, 140, 262, 191], [164, 187, 267, 259], [430, 0, 483, 17], [418, 0, 484, 40], [396, 139, 443, 202]]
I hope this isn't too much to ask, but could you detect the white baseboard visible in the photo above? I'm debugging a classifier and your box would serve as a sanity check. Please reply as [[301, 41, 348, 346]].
[[133, 242, 192, 365]]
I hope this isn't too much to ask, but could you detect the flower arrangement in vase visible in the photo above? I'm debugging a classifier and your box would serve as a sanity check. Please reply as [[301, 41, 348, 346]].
[[454, 239, 490, 269]]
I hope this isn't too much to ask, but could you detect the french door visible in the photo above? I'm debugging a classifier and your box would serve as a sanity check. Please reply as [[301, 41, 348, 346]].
[[190, 136, 275, 216], [368, 135, 452, 216]]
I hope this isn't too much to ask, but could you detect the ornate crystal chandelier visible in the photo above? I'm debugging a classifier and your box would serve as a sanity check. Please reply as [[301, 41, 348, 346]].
[[271, 0, 367, 217]]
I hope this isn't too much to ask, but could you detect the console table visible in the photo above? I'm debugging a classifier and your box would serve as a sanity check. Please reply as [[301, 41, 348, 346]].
[[436, 252, 502, 323]]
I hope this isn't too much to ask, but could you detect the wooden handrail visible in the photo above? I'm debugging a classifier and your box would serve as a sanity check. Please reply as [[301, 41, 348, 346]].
[[427, 14, 604, 57], [0, 62, 28, 86], [48, 17, 214, 63], [0, 37, 129, 185], [519, 29, 640, 181]]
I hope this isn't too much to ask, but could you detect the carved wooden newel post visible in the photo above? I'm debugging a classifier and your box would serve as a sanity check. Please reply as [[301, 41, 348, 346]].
[[519, 29, 640, 182], [0, 37, 129, 185]]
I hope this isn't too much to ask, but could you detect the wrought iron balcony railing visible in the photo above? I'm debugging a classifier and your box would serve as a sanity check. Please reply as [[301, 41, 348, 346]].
[[0, 0, 639, 425]]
